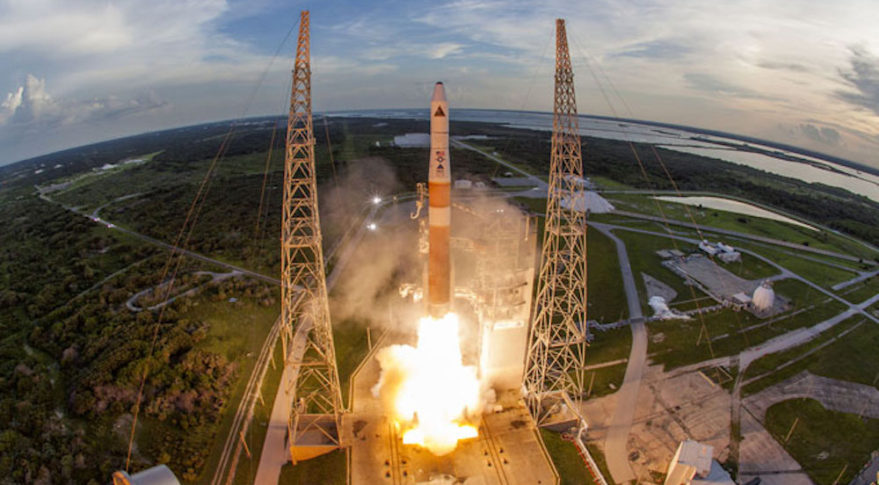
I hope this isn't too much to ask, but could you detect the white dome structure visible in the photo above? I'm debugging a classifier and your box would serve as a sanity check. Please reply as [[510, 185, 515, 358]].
[[752, 281, 775, 311]]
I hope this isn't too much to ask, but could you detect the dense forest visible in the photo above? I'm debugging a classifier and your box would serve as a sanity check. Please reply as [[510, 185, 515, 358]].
[[0, 191, 276, 482]]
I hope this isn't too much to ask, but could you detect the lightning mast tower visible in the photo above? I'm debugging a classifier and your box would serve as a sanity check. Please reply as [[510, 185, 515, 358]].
[[281, 10, 343, 461], [523, 18, 588, 425]]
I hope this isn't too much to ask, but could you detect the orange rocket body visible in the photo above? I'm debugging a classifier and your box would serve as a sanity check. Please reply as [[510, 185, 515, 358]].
[[428, 82, 451, 318]]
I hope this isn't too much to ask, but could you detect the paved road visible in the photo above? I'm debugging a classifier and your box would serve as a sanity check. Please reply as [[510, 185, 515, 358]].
[[832, 267, 879, 291], [591, 223, 644, 484]]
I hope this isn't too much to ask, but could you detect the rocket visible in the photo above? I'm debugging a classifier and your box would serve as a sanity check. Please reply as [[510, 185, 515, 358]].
[[428, 82, 451, 318]]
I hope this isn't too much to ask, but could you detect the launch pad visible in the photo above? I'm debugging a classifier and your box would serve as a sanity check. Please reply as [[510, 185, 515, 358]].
[[347, 329, 557, 485]]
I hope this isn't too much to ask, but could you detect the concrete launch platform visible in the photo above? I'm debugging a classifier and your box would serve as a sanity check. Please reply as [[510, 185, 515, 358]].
[[346, 331, 557, 485]]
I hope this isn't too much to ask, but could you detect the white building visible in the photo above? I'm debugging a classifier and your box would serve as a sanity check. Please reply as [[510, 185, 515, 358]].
[[752, 281, 776, 311], [665, 440, 712, 485], [699, 240, 741, 263], [699, 240, 719, 256], [664, 440, 735, 485]]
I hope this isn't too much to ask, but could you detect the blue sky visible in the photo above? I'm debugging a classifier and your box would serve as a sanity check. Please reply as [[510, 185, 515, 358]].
[[1, 0, 879, 167]]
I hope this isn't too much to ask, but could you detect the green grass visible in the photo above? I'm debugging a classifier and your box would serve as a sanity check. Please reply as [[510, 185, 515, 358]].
[[586, 327, 632, 397], [512, 196, 546, 215], [277, 449, 347, 485], [743, 316, 879, 396], [585, 364, 627, 399], [586, 327, 632, 398], [587, 227, 628, 323], [539, 429, 597, 485], [648, 291, 849, 371], [463, 141, 544, 178], [333, 318, 370, 405], [588, 327, 632, 364], [772, 278, 824, 303], [839, 276, 879, 304], [605, 193, 876, 260], [764, 398, 879, 485], [584, 442, 615, 485], [612, 229, 705, 312], [735, 242, 859, 288], [591, 176, 634, 190], [510, 198, 628, 323]]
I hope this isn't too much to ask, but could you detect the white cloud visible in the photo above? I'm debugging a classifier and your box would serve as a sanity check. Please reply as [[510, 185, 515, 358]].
[[429, 43, 465, 59], [0, 0, 260, 92], [0, 74, 167, 127], [3, 0, 879, 168], [0, 85, 22, 123]]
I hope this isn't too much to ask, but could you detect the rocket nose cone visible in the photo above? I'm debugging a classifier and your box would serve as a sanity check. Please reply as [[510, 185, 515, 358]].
[[431, 82, 447, 103]]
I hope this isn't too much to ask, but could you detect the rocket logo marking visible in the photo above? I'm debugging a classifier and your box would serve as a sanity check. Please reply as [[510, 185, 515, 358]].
[[434, 106, 445, 117], [435, 150, 445, 175]]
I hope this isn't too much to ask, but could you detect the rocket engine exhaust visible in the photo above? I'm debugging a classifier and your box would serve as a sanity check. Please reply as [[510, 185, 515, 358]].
[[428, 82, 451, 318]]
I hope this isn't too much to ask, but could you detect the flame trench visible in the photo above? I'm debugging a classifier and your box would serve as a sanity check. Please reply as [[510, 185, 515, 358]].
[[373, 313, 480, 455]]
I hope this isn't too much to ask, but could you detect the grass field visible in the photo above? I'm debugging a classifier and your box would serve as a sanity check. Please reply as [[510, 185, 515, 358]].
[[586, 327, 632, 398], [605, 193, 877, 260], [733, 242, 860, 288], [277, 449, 347, 485], [509, 197, 627, 323], [611, 229, 705, 312], [648, 289, 849, 371], [587, 227, 628, 323], [838, 276, 879, 304], [539, 429, 597, 485], [764, 398, 879, 485], [742, 316, 878, 396], [333, 318, 370, 405]]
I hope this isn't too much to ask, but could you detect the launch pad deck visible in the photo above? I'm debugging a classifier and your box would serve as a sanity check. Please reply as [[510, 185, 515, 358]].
[[346, 332, 557, 485]]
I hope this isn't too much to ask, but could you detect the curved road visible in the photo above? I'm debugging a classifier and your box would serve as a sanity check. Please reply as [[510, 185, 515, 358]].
[[591, 223, 645, 483]]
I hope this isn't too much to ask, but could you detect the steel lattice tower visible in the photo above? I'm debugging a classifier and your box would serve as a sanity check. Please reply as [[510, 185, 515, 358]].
[[523, 18, 588, 425], [281, 10, 343, 459]]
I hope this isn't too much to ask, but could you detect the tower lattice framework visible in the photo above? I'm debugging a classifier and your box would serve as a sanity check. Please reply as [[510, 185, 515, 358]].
[[281, 10, 343, 456], [523, 18, 588, 425]]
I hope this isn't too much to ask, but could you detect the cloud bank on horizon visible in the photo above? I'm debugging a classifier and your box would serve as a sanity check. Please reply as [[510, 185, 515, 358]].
[[1, 0, 878, 168]]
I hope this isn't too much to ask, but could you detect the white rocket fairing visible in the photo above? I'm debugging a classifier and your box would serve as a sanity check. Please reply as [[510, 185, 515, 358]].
[[428, 82, 451, 318]]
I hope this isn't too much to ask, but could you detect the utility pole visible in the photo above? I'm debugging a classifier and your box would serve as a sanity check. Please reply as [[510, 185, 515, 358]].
[[523, 18, 588, 425], [281, 10, 343, 462]]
